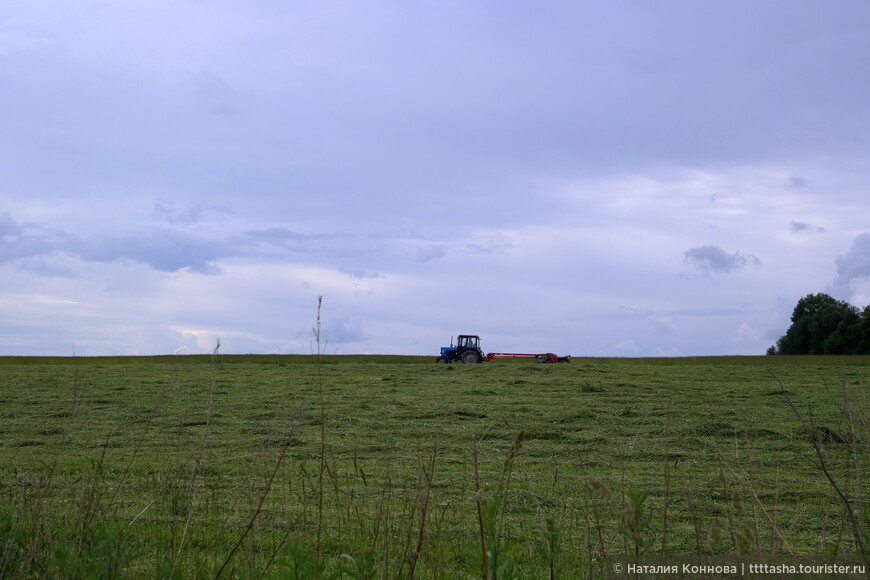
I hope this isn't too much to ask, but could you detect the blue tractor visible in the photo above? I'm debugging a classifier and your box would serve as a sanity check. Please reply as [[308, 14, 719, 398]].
[[436, 334, 485, 364]]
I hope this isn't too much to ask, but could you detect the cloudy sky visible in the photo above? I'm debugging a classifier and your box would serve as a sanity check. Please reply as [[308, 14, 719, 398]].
[[2, 1, 870, 357]]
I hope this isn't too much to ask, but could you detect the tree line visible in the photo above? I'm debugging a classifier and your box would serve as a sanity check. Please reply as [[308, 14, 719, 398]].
[[768, 293, 870, 355]]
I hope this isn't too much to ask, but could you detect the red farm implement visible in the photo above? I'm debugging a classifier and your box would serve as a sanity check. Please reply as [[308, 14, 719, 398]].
[[483, 352, 571, 364]]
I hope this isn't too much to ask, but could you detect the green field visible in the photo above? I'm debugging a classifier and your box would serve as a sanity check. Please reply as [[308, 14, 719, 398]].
[[1, 355, 869, 578]]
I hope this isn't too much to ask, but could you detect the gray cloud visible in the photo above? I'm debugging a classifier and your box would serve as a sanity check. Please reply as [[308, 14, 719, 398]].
[[153, 199, 205, 225], [790, 221, 810, 232], [236, 228, 367, 261], [831, 232, 870, 299], [187, 69, 233, 99], [240, 228, 347, 247], [0, 211, 21, 237], [0, 212, 70, 264], [417, 245, 448, 263], [75, 229, 227, 274], [152, 200, 235, 226], [684, 245, 760, 273], [0, 212, 229, 274], [340, 269, 382, 279], [3, 212, 391, 276], [186, 69, 241, 116], [18, 257, 80, 279], [578, 306, 748, 322], [788, 176, 809, 188], [790, 220, 824, 233]]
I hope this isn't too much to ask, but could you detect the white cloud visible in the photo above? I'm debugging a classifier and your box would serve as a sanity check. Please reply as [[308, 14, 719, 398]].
[[736, 323, 759, 343], [652, 346, 684, 357], [611, 339, 640, 356], [831, 233, 870, 301], [320, 317, 367, 345], [654, 317, 678, 335]]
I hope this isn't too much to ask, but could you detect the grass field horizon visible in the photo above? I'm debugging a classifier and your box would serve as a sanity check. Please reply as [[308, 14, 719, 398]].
[[2, 353, 869, 577], [7, 352, 870, 364]]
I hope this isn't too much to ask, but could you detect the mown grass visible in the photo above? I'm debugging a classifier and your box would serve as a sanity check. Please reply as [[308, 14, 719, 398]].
[[1, 354, 869, 578]]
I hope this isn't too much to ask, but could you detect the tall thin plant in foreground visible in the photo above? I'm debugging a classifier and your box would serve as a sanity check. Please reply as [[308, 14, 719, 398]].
[[9, 347, 84, 577], [214, 427, 294, 578], [777, 376, 868, 564], [401, 443, 438, 580], [314, 296, 326, 578], [170, 338, 220, 577], [473, 436, 487, 579], [581, 475, 611, 572], [473, 430, 526, 580]]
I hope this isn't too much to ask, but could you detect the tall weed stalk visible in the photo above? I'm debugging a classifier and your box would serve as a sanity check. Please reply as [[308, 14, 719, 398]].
[[778, 376, 868, 564], [473, 430, 525, 580], [314, 296, 326, 578]]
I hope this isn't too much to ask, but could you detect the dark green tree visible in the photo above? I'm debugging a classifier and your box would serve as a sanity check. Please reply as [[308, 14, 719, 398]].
[[855, 305, 870, 353], [771, 293, 863, 354]]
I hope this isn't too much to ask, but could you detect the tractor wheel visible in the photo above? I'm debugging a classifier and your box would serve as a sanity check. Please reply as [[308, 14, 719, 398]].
[[436, 356, 449, 364], [461, 350, 481, 364]]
